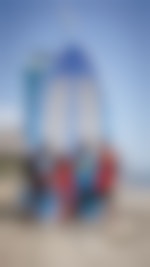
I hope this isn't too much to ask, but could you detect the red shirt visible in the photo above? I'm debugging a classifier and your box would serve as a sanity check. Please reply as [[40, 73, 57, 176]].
[[96, 148, 117, 194]]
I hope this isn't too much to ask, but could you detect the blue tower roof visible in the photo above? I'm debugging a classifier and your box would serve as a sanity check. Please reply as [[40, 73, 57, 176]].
[[57, 47, 92, 76]]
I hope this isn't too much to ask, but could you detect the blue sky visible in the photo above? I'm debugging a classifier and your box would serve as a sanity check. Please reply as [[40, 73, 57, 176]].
[[0, 0, 149, 172]]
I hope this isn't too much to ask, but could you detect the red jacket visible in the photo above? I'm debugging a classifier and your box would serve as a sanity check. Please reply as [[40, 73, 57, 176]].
[[95, 148, 117, 194]]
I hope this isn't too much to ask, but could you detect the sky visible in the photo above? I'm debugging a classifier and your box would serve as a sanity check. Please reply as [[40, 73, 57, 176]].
[[0, 0, 149, 172]]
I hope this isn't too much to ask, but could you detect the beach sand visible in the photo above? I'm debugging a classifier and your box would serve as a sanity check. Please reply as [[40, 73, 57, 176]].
[[0, 177, 150, 267]]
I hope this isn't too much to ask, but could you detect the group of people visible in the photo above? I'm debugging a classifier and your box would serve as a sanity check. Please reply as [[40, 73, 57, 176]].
[[24, 145, 117, 220]]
